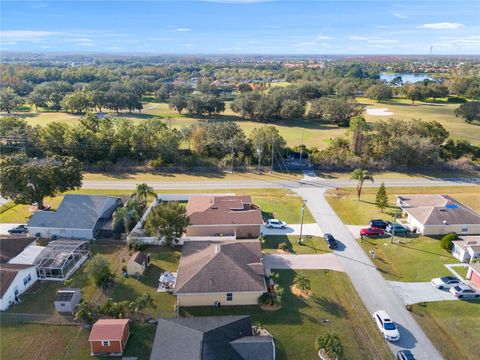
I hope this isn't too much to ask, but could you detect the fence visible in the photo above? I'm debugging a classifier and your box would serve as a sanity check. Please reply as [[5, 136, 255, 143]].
[[0, 312, 78, 325]]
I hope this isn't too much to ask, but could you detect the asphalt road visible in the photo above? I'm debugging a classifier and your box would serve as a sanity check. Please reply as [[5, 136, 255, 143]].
[[296, 187, 444, 359], [81, 176, 480, 189]]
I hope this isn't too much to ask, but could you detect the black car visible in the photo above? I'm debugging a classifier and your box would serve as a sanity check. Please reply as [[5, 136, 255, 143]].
[[396, 350, 416, 360], [369, 219, 392, 229], [8, 225, 28, 234], [323, 233, 338, 249]]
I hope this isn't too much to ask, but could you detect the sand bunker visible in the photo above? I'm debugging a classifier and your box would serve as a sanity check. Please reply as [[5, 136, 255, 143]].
[[366, 108, 394, 116]]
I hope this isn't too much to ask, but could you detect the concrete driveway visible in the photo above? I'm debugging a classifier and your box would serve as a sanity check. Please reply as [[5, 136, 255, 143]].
[[346, 225, 364, 239], [261, 223, 323, 236], [263, 253, 343, 271], [388, 281, 458, 305], [0, 223, 23, 235]]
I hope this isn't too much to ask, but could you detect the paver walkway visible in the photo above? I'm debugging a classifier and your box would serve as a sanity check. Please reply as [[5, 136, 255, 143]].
[[388, 281, 458, 305], [263, 253, 343, 271]]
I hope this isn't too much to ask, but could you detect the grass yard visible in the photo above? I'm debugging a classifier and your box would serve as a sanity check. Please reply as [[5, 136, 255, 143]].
[[316, 169, 480, 179], [180, 270, 392, 360], [325, 186, 480, 225], [411, 300, 480, 360], [358, 235, 459, 281], [261, 235, 332, 254], [0, 322, 156, 360], [360, 97, 480, 145]]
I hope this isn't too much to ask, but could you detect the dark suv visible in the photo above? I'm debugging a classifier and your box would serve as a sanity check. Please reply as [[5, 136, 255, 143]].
[[369, 219, 391, 229], [323, 233, 338, 249]]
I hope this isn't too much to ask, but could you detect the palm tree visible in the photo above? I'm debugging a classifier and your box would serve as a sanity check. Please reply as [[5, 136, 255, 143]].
[[113, 200, 142, 236], [131, 183, 156, 208], [350, 169, 374, 201]]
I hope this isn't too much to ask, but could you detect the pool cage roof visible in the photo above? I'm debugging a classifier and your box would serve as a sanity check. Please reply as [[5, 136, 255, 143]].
[[34, 240, 90, 281]]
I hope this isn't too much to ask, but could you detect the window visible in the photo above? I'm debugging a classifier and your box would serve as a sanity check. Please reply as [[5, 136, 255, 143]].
[[461, 225, 469, 232], [60, 303, 65, 307], [102, 340, 110, 347], [226, 293, 233, 301], [23, 274, 32, 285]]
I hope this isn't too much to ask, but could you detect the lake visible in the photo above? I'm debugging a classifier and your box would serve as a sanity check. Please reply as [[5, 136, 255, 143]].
[[380, 73, 433, 83]]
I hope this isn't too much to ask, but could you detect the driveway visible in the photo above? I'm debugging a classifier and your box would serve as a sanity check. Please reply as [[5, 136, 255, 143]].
[[0, 223, 23, 235], [261, 223, 323, 236], [295, 187, 444, 360], [263, 253, 343, 271], [346, 225, 364, 238], [388, 281, 458, 305]]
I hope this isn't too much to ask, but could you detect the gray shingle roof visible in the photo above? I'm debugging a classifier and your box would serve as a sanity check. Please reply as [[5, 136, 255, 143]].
[[150, 316, 274, 360], [230, 336, 275, 360], [27, 194, 121, 230]]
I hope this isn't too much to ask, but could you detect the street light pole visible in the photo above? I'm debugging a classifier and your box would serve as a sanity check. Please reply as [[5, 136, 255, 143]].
[[390, 209, 397, 244], [298, 200, 305, 245]]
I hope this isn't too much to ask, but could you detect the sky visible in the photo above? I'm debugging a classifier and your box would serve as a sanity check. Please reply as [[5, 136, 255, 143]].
[[1, 0, 479, 55]]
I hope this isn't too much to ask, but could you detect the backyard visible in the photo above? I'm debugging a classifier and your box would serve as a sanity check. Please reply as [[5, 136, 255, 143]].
[[181, 269, 392, 360], [411, 300, 480, 360]]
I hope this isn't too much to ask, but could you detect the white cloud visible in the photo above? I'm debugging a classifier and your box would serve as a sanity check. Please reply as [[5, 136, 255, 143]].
[[315, 34, 333, 41], [418, 22, 464, 29], [349, 36, 368, 41], [107, 46, 123, 51], [1, 41, 17, 45], [392, 12, 408, 19], [0, 30, 60, 42], [177, 28, 191, 32], [367, 39, 400, 44], [78, 42, 94, 47]]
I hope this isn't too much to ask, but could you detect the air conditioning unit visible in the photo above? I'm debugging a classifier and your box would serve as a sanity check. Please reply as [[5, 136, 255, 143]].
[[214, 301, 221, 308]]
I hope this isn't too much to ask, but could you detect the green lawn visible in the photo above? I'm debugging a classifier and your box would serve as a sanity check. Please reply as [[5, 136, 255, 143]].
[[261, 235, 332, 254], [326, 186, 480, 225], [0, 322, 156, 360], [359, 235, 459, 282], [180, 270, 392, 360], [411, 300, 480, 360]]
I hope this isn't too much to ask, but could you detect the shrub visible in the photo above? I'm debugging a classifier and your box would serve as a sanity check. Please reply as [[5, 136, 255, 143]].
[[294, 273, 311, 292], [87, 255, 113, 286], [447, 96, 467, 103], [278, 242, 288, 251], [127, 238, 146, 252], [258, 292, 274, 305], [315, 332, 344, 359], [440, 232, 458, 251]]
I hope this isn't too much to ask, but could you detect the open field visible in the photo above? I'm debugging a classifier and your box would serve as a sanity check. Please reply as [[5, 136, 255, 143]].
[[360, 97, 480, 145], [181, 270, 392, 360], [316, 169, 480, 179], [262, 235, 332, 254], [411, 300, 480, 360], [1, 188, 313, 225], [359, 235, 459, 281], [325, 186, 480, 225]]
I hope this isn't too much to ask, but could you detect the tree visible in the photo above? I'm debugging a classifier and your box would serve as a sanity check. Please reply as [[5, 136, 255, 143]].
[[74, 301, 98, 324], [0, 155, 82, 210], [87, 255, 112, 286], [315, 332, 344, 359], [113, 199, 142, 235], [131, 183, 156, 208], [406, 84, 426, 104], [440, 233, 458, 251], [62, 90, 92, 113], [349, 116, 369, 156], [428, 83, 449, 99], [250, 126, 287, 166], [455, 101, 480, 123], [309, 97, 364, 127], [365, 84, 393, 102], [279, 99, 305, 120], [293, 273, 311, 292], [168, 94, 188, 114], [0, 87, 23, 113], [144, 201, 190, 245], [238, 83, 252, 93], [375, 182, 388, 213], [350, 169, 374, 200]]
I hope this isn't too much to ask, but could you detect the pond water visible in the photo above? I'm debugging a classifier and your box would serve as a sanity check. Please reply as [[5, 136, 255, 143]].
[[380, 72, 433, 83]]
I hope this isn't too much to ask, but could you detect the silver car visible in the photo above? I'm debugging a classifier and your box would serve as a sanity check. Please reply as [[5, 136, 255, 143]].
[[431, 276, 461, 289], [449, 284, 480, 299], [266, 219, 287, 229]]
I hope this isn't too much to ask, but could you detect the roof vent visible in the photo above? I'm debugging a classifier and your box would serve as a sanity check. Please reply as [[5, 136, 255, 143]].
[[214, 245, 220, 254]]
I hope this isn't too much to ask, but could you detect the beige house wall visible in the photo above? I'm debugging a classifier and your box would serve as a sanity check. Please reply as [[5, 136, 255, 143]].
[[186, 225, 260, 238], [177, 291, 263, 307], [126, 261, 145, 276]]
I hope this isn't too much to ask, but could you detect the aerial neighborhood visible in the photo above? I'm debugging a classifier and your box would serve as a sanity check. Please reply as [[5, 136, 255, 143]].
[[1, 1, 480, 359]]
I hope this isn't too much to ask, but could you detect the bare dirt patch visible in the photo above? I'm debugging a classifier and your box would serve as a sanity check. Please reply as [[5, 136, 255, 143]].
[[366, 108, 394, 116], [291, 284, 311, 299]]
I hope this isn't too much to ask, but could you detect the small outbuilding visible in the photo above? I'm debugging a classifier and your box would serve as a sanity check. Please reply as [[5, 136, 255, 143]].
[[89, 319, 130, 356], [126, 251, 150, 276], [54, 288, 82, 314]]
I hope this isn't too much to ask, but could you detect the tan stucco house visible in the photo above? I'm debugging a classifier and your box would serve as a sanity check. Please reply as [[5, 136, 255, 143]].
[[174, 240, 267, 307], [126, 251, 150, 276], [185, 195, 263, 239], [397, 194, 480, 236]]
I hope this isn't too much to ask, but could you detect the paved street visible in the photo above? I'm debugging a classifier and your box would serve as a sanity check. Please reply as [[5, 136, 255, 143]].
[[388, 281, 458, 305], [263, 253, 343, 271], [295, 187, 444, 360], [81, 176, 480, 190], [260, 223, 323, 236]]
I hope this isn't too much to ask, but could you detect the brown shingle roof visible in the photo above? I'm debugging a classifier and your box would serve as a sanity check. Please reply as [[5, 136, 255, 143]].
[[0, 264, 34, 298], [0, 237, 37, 264], [174, 240, 266, 294], [89, 319, 129, 341], [398, 195, 480, 226], [186, 196, 263, 226]]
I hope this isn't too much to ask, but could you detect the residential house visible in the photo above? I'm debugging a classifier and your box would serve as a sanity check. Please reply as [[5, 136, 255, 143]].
[[126, 251, 150, 276], [149, 316, 275, 360], [89, 319, 130, 356], [0, 264, 37, 311], [28, 194, 123, 240], [451, 236, 480, 263], [54, 288, 82, 314], [397, 195, 480, 235], [174, 240, 266, 307], [466, 263, 480, 288], [186, 195, 263, 239]]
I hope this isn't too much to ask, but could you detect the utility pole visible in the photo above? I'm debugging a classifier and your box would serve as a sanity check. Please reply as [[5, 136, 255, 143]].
[[230, 141, 235, 174], [257, 146, 262, 174], [297, 200, 306, 245], [390, 209, 397, 244], [299, 129, 304, 163], [270, 136, 274, 173]]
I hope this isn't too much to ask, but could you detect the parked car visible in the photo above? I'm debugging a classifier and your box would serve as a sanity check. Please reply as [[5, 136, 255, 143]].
[[431, 276, 461, 289], [360, 227, 385, 237], [369, 219, 391, 229], [266, 219, 287, 229], [385, 223, 410, 235], [449, 284, 480, 299], [323, 233, 338, 249], [397, 350, 416, 360], [373, 310, 400, 342], [8, 224, 28, 234]]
